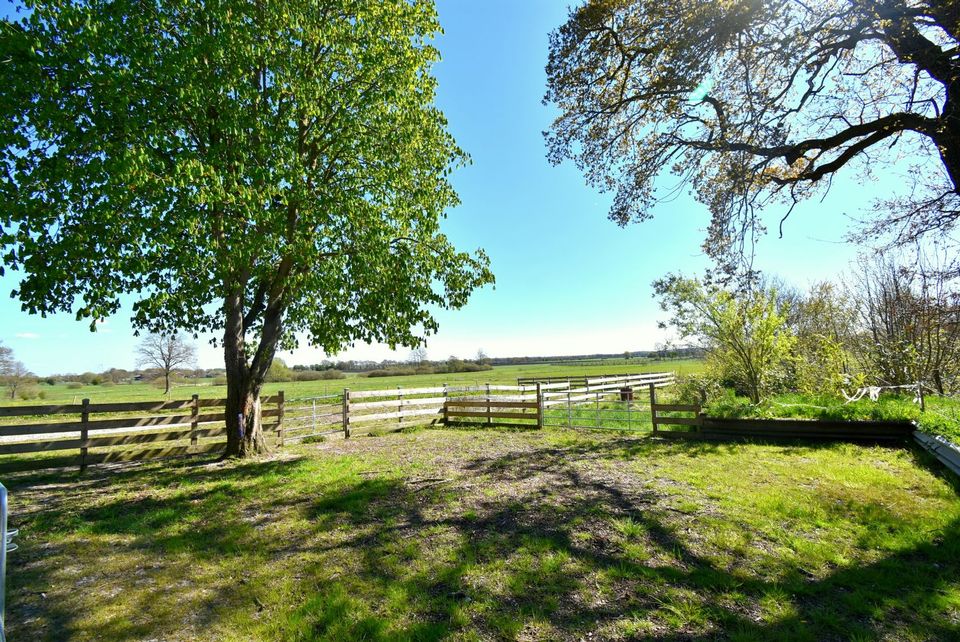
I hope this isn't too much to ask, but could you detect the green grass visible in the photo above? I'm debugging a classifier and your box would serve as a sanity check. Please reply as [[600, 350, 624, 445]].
[[4, 359, 704, 407], [5, 427, 959, 640], [706, 391, 960, 444]]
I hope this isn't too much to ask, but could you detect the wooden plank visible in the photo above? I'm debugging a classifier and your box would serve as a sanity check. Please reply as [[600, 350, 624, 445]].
[[350, 407, 443, 424], [85, 427, 226, 448], [445, 411, 536, 421], [85, 399, 196, 413], [0, 439, 84, 455], [350, 397, 447, 411], [652, 403, 701, 412], [444, 400, 539, 409], [0, 404, 84, 418], [0, 422, 84, 437], [655, 417, 701, 427]]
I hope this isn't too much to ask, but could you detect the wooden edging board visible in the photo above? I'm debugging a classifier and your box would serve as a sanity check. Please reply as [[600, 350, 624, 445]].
[[659, 417, 916, 442]]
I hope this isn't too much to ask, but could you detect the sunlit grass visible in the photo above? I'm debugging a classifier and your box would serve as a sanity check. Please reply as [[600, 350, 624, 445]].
[[5, 427, 959, 640]]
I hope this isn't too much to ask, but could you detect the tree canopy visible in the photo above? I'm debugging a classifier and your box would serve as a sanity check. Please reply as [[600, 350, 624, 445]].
[[0, 0, 492, 454], [545, 0, 960, 277]]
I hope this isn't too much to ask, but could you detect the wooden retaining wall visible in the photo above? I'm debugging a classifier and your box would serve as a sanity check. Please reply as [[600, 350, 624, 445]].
[[659, 417, 915, 443]]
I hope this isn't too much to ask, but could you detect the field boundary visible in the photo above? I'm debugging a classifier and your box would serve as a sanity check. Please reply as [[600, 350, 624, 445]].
[[0, 394, 285, 472]]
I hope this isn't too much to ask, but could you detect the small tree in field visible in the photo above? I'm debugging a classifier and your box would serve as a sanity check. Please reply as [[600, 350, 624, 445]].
[[136, 334, 197, 396], [409, 347, 429, 366], [0, 1, 492, 456], [655, 275, 795, 403]]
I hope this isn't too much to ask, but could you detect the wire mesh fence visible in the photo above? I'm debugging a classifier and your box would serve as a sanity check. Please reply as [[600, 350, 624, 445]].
[[542, 389, 659, 432], [541, 375, 674, 432]]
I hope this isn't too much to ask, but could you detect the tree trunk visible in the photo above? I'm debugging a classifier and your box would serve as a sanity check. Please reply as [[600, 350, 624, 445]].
[[933, 369, 945, 396], [164, 372, 170, 396], [222, 291, 271, 458]]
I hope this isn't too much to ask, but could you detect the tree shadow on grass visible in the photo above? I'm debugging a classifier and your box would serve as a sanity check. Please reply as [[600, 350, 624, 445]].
[[292, 438, 960, 640], [7, 454, 327, 640], [6, 436, 960, 640]]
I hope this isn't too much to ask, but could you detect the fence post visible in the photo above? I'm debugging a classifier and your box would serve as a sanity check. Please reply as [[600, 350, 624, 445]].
[[486, 383, 491, 426], [277, 390, 285, 447], [312, 399, 317, 434], [442, 383, 449, 425], [190, 394, 199, 446], [648, 383, 658, 434], [343, 388, 351, 439], [566, 390, 572, 428], [80, 398, 90, 472], [536, 382, 543, 429]]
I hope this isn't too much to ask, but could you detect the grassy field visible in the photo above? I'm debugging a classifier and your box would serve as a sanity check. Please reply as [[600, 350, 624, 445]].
[[6, 426, 959, 641], [3, 359, 704, 406]]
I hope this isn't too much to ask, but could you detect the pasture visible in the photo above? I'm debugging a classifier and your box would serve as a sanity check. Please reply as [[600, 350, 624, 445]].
[[5, 359, 703, 406], [5, 426, 959, 641]]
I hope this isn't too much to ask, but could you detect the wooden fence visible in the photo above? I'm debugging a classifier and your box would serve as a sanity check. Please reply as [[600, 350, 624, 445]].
[[0, 394, 284, 472], [444, 397, 541, 428]]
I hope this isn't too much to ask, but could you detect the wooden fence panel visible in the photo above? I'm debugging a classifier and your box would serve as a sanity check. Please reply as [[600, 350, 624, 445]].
[[0, 393, 285, 473]]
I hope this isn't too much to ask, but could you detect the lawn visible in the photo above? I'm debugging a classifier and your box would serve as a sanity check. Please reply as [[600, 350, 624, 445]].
[[5, 359, 704, 407], [6, 426, 959, 640]]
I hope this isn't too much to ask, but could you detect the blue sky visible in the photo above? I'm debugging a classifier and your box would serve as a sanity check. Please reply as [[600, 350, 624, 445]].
[[0, 1, 899, 375]]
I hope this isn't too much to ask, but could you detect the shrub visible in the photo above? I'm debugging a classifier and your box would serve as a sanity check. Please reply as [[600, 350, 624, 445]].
[[44, 377, 56, 386], [295, 369, 346, 381], [213, 376, 228, 386], [367, 368, 417, 378], [17, 385, 40, 400], [673, 373, 722, 405], [66, 382, 84, 389]]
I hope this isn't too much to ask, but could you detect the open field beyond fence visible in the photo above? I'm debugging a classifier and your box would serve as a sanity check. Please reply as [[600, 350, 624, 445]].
[[0, 360, 704, 407]]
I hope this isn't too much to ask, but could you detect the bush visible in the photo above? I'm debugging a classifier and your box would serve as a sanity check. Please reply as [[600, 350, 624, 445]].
[[265, 359, 293, 382], [66, 382, 84, 389], [295, 369, 346, 381], [213, 376, 228, 385], [100, 381, 115, 387], [673, 373, 722, 405], [16, 385, 40, 400], [367, 368, 417, 378], [44, 378, 56, 386]]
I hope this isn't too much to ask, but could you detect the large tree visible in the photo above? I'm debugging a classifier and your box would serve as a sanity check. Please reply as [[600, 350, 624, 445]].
[[136, 333, 197, 396], [545, 0, 960, 277], [0, 0, 493, 456]]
